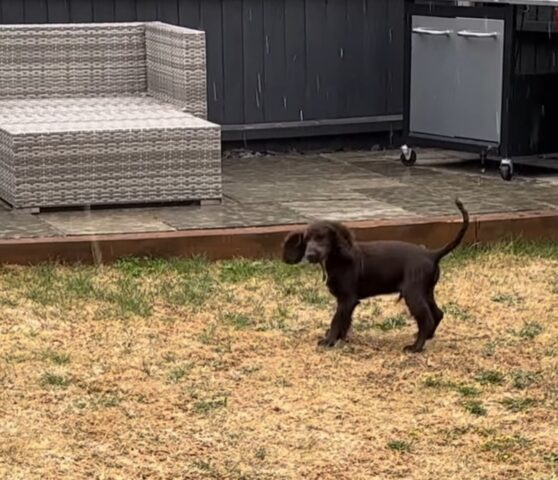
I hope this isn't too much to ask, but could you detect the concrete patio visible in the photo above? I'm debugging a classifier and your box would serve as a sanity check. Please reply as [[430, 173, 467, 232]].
[[1, 148, 558, 241]]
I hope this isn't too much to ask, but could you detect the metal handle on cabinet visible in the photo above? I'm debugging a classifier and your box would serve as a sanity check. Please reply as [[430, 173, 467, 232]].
[[457, 30, 499, 38], [412, 27, 452, 36]]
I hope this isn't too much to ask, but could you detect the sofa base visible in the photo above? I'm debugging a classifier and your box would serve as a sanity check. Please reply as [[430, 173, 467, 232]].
[[0, 97, 222, 210]]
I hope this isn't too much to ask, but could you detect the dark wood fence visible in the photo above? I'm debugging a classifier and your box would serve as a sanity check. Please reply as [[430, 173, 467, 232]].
[[0, 0, 404, 140]]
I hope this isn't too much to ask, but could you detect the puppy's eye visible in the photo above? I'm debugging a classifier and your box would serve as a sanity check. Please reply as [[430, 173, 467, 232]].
[[314, 233, 325, 241]]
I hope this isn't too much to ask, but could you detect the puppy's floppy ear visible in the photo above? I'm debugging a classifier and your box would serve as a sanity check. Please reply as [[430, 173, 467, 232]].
[[282, 231, 306, 264], [328, 222, 354, 259]]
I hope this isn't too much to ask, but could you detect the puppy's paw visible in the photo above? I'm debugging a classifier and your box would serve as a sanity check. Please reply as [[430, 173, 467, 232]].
[[318, 336, 337, 348], [403, 344, 424, 353]]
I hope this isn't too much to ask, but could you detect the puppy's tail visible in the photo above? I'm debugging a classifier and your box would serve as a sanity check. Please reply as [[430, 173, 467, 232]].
[[431, 198, 469, 263]]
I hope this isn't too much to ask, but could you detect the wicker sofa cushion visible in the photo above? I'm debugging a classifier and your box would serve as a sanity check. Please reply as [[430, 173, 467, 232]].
[[0, 97, 210, 134]]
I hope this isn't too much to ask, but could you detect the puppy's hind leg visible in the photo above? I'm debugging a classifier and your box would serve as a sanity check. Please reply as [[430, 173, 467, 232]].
[[403, 290, 436, 353], [427, 289, 444, 339]]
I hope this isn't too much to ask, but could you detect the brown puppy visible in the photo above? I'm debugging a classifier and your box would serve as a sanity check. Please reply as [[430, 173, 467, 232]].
[[282, 198, 469, 352]]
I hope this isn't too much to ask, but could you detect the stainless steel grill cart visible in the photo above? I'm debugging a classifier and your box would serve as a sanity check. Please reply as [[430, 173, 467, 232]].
[[401, 0, 558, 180]]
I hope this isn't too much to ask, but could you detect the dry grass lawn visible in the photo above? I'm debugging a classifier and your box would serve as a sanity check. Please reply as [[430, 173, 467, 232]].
[[0, 242, 557, 479]]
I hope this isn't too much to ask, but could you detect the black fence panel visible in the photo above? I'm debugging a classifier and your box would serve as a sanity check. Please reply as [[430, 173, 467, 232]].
[[0, 0, 404, 138]]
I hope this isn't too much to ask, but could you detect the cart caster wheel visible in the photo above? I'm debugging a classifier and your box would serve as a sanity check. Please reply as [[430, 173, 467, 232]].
[[499, 159, 514, 181], [400, 145, 417, 167]]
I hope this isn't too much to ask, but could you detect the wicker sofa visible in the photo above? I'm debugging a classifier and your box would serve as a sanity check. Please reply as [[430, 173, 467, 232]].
[[0, 22, 221, 210]]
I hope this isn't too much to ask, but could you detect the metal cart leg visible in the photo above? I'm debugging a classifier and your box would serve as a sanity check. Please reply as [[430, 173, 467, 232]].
[[498, 142, 513, 181], [400, 144, 417, 167], [499, 158, 514, 181], [480, 149, 487, 174]]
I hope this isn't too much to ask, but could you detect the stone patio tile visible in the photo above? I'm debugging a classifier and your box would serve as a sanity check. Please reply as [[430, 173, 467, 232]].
[[357, 184, 553, 216], [413, 149, 478, 161], [349, 160, 444, 178], [41, 210, 175, 236], [0, 211, 60, 239], [154, 201, 307, 230], [223, 156, 374, 181], [327, 177, 405, 189], [320, 151, 383, 161], [281, 199, 413, 222], [224, 181, 371, 204]]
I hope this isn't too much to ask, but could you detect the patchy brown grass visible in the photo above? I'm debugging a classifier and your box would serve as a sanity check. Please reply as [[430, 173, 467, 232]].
[[0, 244, 557, 479]]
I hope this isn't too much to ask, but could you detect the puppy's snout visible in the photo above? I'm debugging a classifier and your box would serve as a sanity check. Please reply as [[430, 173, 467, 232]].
[[305, 252, 320, 263], [304, 244, 321, 263]]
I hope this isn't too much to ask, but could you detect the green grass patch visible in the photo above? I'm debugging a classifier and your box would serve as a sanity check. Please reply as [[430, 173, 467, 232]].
[[423, 375, 480, 398], [387, 440, 411, 453], [255, 447, 267, 461], [40, 372, 71, 389], [456, 385, 481, 397], [511, 370, 539, 390], [24, 264, 60, 306], [438, 237, 558, 268], [491, 293, 524, 307], [375, 315, 407, 332], [481, 434, 530, 458], [482, 341, 497, 358], [500, 397, 536, 412], [218, 259, 272, 283], [62, 270, 98, 300], [297, 286, 331, 307], [475, 370, 505, 386], [102, 277, 153, 318], [114, 256, 169, 278], [192, 396, 228, 415], [168, 365, 192, 384], [222, 311, 252, 330], [161, 273, 214, 310], [463, 400, 487, 416], [22, 265, 100, 307], [96, 393, 121, 408], [516, 321, 544, 340], [197, 324, 217, 345], [444, 301, 473, 321], [41, 349, 70, 365], [423, 375, 449, 389]]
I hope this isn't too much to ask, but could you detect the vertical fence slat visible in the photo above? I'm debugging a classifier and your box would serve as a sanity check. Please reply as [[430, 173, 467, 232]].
[[200, 0, 225, 123], [325, 0, 347, 118], [114, 0, 137, 21], [178, 0, 200, 28], [367, 0, 389, 115], [70, 0, 93, 21], [136, 0, 157, 20], [158, 0, 178, 24], [387, 0, 404, 114], [1, 1, 24, 23], [303, 0, 328, 120], [242, 0, 265, 123], [345, 0, 370, 117], [24, 0, 48, 22], [263, 0, 289, 122], [92, 0, 114, 21], [47, 0, 70, 22], [222, 0, 245, 124], [284, 0, 306, 122]]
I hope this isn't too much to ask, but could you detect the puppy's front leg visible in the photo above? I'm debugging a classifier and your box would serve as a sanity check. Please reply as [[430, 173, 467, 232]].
[[319, 298, 358, 347]]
